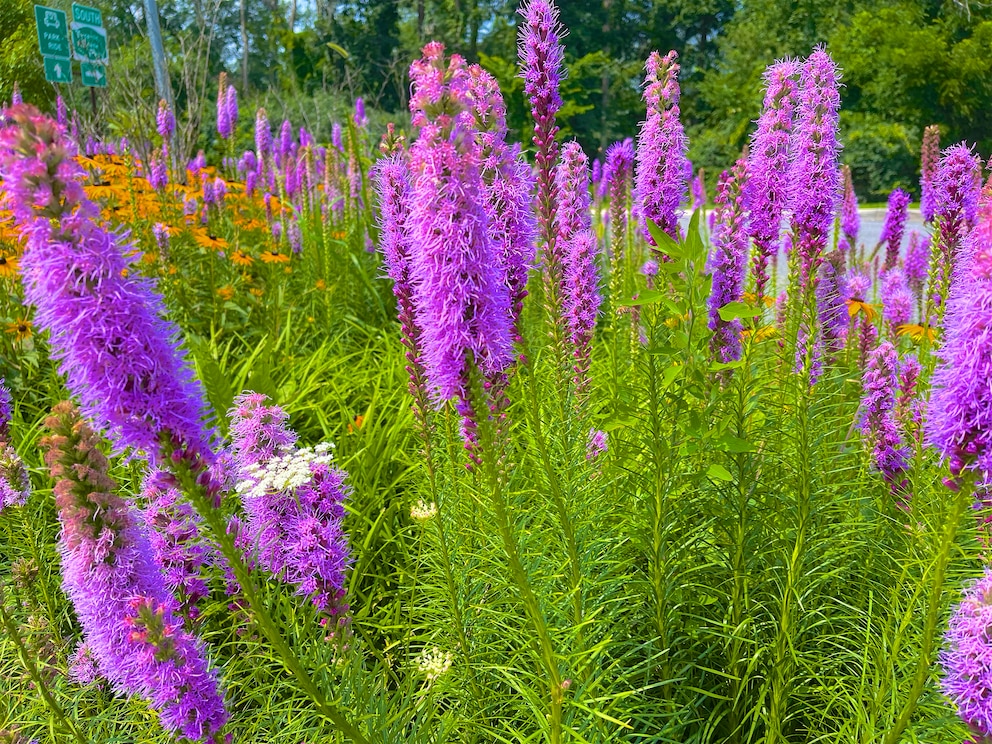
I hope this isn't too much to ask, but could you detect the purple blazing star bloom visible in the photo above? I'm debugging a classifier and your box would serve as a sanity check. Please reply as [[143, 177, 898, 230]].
[[606, 138, 635, 257], [839, 164, 859, 255], [216, 76, 232, 140], [818, 249, 847, 356], [0, 107, 214, 468], [634, 50, 688, 243], [157, 100, 175, 141], [42, 403, 227, 742], [860, 341, 909, 502], [879, 188, 910, 270], [707, 159, 749, 364], [587, 429, 608, 461], [406, 42, 514, 404], [353, 97, 367, 128], [746, 58, 799, 301], [789, 47, 841, 289], [941, 568, 992, 738], [881, 268, 912, 336], [904, 230, 930, 304]]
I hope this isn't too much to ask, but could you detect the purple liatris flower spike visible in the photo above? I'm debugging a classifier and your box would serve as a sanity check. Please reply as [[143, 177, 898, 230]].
[[254, 108, 271, 161], [0, 378, 11, 438], [904, 231, 930, 303], [230, 393, 352, 616], [707, 159, 749, 364], [332, 122, 343, 152], [519, 0, 565, 273], [839, 164, 859, 255], [564, 229, 601, 391], [278, 119, 293, 165], [746, 58, 799, 301], [941, 568, 992, 737], [817, 250, 847, 355], [0, 107, 214, 468], [690, 168, 706, 211], [216, 74, 231, 140], [11, 83, 22, 105], [56, 95, 66, 127], [881, 268, 912, 336], [860, 342, 909, 501], [878, 188, 910, 270], [635, 50, 688, 243], [42, 402, 227, 742], [920, 124, 940, 223], [225, 86, 238, 135], [157, 100, 175, 141], [555, 141, 592, 252], [606, 138, 635, 256], [353, 97, 367, 128], [141, 469, 213, 618], [926, 192, 992, 483], [587, 429, 608, 461], [789, 48, 841, 288], [407, 42, 514, 404], [148, 151, 167, 191], [0, 441, 30, 511], [934, 143, 982, 268]]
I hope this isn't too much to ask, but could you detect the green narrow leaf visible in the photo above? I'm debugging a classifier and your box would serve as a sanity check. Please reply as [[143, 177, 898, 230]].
[[707, 463, 733, 481], [718, 301, 763, 322], [716, 434, 757, 453], [646, 217, 683, 260]]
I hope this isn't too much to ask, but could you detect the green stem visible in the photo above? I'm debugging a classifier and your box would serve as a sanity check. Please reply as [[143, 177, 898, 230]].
[[0, 585, 89, 744]]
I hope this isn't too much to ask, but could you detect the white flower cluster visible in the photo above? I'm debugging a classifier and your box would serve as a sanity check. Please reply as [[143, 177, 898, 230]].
[[410, 499, 438, 522], [417, 646, 453, 685], [235, 442, 335, 500]]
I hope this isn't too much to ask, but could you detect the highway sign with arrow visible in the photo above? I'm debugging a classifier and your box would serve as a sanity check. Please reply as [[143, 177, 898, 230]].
[[80, 62, 107, 88], [43, 56, 72, 83]]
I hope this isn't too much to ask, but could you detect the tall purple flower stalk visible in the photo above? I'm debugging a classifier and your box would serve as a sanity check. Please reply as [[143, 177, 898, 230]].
[[519, 0, 565, 280], [157, 100, 175, 141], [407, 42, 514, 405], [860, 342, 909, 504], [904, 231, 930, 305], [467, 65, 537, 343], [926, 193, 992, 484], [42, 402, 227, 742], [0, 107, 214, 470], [216, 75, 232, 140], [229, 394, 352, 618], [789, 48, 841, 289], [934, 143, 982, 265], [691, 169, 706, 210], [942, 568, 992, 738], [817, 250, 848, 356], [0, 380, 30, 512], [746, 58, 799, 302], [372, 156, 432, 424], [880, 268, 912, 337], [878, 188, 910, 270], [606, 139, 635, 259], [839, 164, 859, 257], [707, 159, 749, 363], [920, 124, 940, 223], [634, 50, 688, 244]]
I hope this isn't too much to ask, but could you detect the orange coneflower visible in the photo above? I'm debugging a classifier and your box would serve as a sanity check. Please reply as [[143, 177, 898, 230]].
[[249, 287, 264, 298], [315, 279, 326, 291], [0, 252, 19, 280], [260, 250, 290, 264], [5, 318, 32, 341], [231, 250, 254, 267], [217, 285, 235, 301], [897, 323, 938, 342], [193, 230, 229, 251]]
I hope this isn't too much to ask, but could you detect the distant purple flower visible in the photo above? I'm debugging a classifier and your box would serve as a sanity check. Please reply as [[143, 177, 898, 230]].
[[68, 642, 101, 685], [879, 188, 910, 270], [707, 160, 749, 363], [407, 42, 514, 405], [926, 196, 992, 483], [564, 229, 601, 391], [0, 378, 11, 436], [0, 441, 30, 511], [635, 50, 688, 243], [148, 151, 167, 191], [254, 108, 271, 161], [353, 97, 367, 128], [42, 403, 227, 742], [225, 86, 238, 136], [287, 217, 301, 254], [11, 84, 22, 105], [690, 169, 706, 211], [519, 0, 565, 272], [229, 393, 351, 617], [920, 124, 940, 223], [216, 79, 232, 140], [860, 342, 909, 501], [606, 138, 635, 257], [0, 107, 213, 468], [941, 568, 992, 737], [157, 100, 175, 141], [818, 250, 847, 355], [881, 268, 912, 336], [789, 48, 841, 289], [746, 58, 799, 301], [555, 141, 592, 251], [847, 270, 872, 302], [278, 119, 293, 165], [839, 164, 859, 255], [904, 231, 930, 303], [56, 95, 66, 127], [591, 158, 602, 194], [587, 429, 608, 461], [332, 122, 343, 152]]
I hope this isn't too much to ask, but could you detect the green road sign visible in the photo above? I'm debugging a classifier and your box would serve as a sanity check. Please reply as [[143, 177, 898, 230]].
[[80, 61, 107, 87], [34, 5, 71, 60], [43, 56, 72, 83], [72, 3, 103, 26], [71, 22, 108, 63]]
